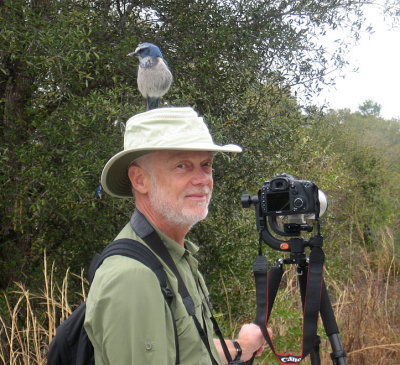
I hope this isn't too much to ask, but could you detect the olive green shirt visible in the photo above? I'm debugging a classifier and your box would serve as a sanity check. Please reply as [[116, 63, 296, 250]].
[[84, 222, 221, 365]]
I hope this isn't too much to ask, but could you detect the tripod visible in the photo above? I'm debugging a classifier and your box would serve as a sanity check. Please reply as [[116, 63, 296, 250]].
[[251, 219, 348, 365]]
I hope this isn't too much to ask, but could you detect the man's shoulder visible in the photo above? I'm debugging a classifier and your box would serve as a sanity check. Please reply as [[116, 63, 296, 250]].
[[90, 221, 161, 291], [88, 253, 163, 307], [84, 247, 167, 336], [114, 222, 140, 241], [98, 254, 156, 276]]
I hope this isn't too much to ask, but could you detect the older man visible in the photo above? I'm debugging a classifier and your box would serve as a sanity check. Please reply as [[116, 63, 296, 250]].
[[84, 107, 266, 364]]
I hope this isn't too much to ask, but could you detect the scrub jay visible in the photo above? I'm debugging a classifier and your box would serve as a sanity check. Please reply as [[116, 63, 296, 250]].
[[128, 43, 173, 110]]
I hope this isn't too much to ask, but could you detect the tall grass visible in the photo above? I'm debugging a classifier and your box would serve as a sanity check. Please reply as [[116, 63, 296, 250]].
[[0, 229, 399, 365], [0, 254, 87, 365], [337, 228, 400, 364]]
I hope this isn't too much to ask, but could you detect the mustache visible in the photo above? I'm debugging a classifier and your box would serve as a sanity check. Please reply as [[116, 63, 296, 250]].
[[185, 187, 212, 195]]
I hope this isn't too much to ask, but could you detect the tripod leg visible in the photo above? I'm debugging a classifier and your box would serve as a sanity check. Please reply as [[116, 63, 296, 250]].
[[320, 281, 348, 365], [328, 334, 347, 365], [310, 336, 321, 364]]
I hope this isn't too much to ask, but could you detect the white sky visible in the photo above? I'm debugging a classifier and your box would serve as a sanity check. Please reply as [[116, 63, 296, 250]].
[[312, 4, 400, 120]]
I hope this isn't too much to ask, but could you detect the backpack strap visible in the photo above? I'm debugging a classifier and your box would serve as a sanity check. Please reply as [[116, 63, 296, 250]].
[[131, 209, 232, 365], [88, 238, 179, 365], [89, 239, 166, 288]]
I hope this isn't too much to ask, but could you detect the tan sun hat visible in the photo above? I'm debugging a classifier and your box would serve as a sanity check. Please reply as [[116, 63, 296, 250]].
[[101, 106, 242, 198]]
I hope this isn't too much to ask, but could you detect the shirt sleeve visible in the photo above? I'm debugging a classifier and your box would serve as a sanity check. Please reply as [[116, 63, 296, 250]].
[[84, 256, 176, 365]]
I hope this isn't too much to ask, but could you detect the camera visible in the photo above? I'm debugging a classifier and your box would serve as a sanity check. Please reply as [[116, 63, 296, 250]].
[[261, 174, 319, 216], [242, 174, 328, 250], [242, 173, 327, 219]]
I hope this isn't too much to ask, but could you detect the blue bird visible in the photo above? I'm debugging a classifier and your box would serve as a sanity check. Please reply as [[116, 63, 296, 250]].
[[94, 181, 102, 199], [128, 43, 173, 110]]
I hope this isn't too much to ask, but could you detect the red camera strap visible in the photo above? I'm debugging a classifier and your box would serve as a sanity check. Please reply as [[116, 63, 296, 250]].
[[253, 245, 325, 364]]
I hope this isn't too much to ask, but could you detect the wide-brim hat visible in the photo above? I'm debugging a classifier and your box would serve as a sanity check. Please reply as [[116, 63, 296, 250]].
[[101, 107, 242, 198]]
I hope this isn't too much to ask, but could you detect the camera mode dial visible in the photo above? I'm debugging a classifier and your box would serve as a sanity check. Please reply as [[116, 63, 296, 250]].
[[294, 197, 304, 209]]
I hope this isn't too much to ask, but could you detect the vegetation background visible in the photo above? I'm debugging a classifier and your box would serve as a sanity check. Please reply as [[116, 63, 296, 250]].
[[1, 0, 399, 364]]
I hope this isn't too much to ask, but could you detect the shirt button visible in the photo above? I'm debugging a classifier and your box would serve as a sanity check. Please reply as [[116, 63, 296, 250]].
[[145, 343, 152, 351]]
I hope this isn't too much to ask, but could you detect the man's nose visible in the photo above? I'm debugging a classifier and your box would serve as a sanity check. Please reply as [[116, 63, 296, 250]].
[[191, 168, 212, 185]]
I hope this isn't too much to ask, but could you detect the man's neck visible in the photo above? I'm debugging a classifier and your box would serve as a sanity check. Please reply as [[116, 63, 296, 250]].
[[137, 203, 190, 246]]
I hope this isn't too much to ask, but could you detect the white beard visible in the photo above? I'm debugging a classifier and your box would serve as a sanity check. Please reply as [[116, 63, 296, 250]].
[[148, 176, 211, 229]]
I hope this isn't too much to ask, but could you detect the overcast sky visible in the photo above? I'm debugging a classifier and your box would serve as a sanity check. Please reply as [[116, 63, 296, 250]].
[[312, 4, 400, 120]]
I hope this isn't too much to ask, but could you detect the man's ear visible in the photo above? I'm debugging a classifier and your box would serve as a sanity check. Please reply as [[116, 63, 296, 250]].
[[128, 165, 149, 194]]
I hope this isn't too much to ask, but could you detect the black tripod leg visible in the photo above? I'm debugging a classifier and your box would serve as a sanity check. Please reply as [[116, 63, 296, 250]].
[[319, 281, 348, 365], [310, 335, 321, 364]]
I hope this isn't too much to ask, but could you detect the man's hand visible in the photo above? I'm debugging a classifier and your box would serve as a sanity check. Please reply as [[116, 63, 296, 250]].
[[237, 323, 269, 361], [214, 324, 272, 364]]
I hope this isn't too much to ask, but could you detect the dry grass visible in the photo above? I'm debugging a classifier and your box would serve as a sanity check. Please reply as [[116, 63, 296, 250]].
[[336, 228, 400, 364], [0, 230, 399, 365], [0, 253, 87, 365]]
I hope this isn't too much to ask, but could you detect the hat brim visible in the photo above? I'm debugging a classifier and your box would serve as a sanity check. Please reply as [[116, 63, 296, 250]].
[[101, 143, 242, 198]]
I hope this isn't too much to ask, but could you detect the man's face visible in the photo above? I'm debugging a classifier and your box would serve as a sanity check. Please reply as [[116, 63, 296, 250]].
[[142, 150, 214, 228]]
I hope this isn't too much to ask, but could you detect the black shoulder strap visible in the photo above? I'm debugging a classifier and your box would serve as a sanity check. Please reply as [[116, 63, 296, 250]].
[[131, 212, 196, 313], [89, 239, 166, 287], [130, 209, 232, 365]]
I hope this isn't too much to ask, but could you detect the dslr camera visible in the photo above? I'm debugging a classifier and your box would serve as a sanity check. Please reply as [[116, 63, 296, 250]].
[[260, 173, 319, 216], [242, 174, 327, 250], [242, 173, 326, 219]]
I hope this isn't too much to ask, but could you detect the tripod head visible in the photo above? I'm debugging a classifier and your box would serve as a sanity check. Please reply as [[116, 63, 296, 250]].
[[242, 194, 323, 263], [241, 174, 327, 255]]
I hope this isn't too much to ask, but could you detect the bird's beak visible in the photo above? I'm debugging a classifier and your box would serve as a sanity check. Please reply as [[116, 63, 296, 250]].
[[127, 51, 138, 57]]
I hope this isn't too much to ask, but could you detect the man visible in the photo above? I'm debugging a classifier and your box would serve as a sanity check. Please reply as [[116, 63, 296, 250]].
[[84, 107, 267, 364]]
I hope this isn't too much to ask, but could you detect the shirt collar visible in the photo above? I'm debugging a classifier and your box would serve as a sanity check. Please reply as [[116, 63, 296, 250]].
[[130, 209, 199, 261], [153, 225, 199, 261]]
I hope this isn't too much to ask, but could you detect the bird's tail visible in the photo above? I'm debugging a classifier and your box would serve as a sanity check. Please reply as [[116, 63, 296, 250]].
[[147, 97, 160, 110]]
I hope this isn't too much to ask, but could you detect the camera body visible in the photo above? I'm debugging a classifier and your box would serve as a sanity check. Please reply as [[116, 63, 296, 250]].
[[259, 174, 319, 216], [241, 173, 328, 250]]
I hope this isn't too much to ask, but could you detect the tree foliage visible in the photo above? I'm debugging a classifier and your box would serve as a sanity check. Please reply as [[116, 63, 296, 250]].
[[359, 99, 382, 116]]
